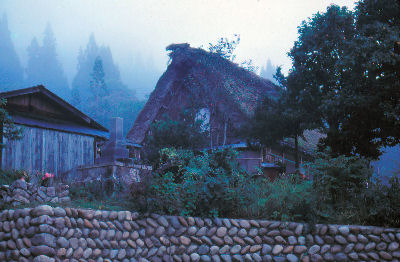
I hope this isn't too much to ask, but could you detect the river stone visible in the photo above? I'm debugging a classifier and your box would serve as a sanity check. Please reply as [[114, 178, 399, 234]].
[[338, 226, 349, 236], [308, 245, 320, 255], [367, 252, 379, 260], [241, 245, 250, 254], [197, 227, 207, 237], [31, 245, 55, 256], [217, 227, 228, 238], [238, 229, 247, 238], [220, 254, 232, 262], [191, 253, 201, 262], [377, 242, 387, 250], [286, 254, 298, 262], [272, 245, 283, 255], [389, 242, 399, 251], [73, 247, 84, 259], [157, 216, 169, 227], [198, 245, 210, 255], [262, 244, 272, 255], [295, 224, 303, 235], [239, 220, 250, 229], [180, 236, 191, 246], [32, 233, 56, 247], [357, 234, 368, 243], [335, 235, 347, 245], [344, 243, 354, 253], [31, 205, 54, 217], [212, 255, 221, 262], [188, 226, 197, 235], [56, 237, 68, 248], [231, 245, 241, 254], [232, 255, 243, 262], [250, 245, 262, 253], [33, 255, 55, 262], [364, 242, 375, 252]]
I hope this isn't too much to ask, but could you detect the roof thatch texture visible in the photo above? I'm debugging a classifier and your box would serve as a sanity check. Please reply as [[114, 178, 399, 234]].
[[127, 43, 277, 145]]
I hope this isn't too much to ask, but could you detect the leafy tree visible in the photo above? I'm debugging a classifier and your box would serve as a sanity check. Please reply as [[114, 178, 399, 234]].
[[208, 34, 240, 62], [287, 2, 400, 159], [248, 67, 317, 171], [25, 23, 70, 99], [0, 99, 22, 147], [0, 14, 23, 91], [207, 34, 257, 72], [328, 0, 400, 158], [287, 5, 356, 158]]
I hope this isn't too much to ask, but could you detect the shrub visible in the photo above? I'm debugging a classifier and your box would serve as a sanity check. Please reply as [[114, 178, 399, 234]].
[[241, 174, 313, 222], [147, 148, 248, 217], [363, 176, 400, 227], [0, 169, 29, 185]]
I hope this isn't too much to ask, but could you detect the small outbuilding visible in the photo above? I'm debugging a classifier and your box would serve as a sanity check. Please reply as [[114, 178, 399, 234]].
[[0, 85, 108, 176]]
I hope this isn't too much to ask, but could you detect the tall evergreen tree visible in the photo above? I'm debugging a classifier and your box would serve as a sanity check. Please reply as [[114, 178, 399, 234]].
[[0, 14, 23, 91], [260, 58, 277, 83], [25, 23, 70, 99], [71, 34, 143, 133], [25, 37, 41, 86]]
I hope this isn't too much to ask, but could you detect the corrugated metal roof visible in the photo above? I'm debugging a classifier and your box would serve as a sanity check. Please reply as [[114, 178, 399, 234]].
[[13, 115, 109, 139]]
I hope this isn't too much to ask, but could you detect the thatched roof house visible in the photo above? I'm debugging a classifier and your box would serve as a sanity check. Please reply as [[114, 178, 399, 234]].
[[127, 43, 277, 146]]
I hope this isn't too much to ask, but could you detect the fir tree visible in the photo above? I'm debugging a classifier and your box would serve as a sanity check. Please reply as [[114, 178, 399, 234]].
[[260, 58, 277, 83], [0, 14, 23, 91], [25, 23, 70, 99]]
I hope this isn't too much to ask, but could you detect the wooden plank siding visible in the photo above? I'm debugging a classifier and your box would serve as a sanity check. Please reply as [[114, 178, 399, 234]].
[[1, 124, 95, 176]]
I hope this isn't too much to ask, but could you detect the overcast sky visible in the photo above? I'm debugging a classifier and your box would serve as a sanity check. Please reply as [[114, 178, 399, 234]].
[[1, 0, 357, 97]]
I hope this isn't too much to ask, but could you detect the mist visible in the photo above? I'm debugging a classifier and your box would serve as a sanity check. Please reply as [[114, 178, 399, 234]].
[[1, 0, 357, 96]]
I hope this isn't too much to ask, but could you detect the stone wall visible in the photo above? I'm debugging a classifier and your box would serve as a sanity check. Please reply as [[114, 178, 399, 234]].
[[0, 205, 399, 262], [0, 180, 70, 207]]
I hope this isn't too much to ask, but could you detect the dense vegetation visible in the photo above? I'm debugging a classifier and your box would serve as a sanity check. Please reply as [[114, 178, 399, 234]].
[[249, 0, 400, 161]]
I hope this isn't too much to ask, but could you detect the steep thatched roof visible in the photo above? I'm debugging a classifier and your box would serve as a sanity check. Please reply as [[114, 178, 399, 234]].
[[127, 43, 277, 144]]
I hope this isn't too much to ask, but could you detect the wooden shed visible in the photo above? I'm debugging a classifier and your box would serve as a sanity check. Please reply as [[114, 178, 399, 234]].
[[0, 85, 108, 176]]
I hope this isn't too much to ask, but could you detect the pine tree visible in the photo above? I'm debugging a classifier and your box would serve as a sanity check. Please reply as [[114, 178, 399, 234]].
[[26, 37, 41, 85], [0, 14, 23, 91], [260, 58, 277, 83], [25, 23, 70, 99]]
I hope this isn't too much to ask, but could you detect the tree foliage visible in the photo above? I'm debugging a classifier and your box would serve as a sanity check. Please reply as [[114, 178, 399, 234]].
[[0, 14, 23, 91], [0, 99, 22, 147], [71, 34, 144, 134], [25, 23, 70, 99], [148, 148, 248, 217]]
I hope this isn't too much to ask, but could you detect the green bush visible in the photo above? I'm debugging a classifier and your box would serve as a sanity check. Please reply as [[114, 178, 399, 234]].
[[147, 148, 248, 217], [308, 150, 372, 224], [363, 176, 400, 227], [242, 174, 313, 222], [0, 169, 28, 185]]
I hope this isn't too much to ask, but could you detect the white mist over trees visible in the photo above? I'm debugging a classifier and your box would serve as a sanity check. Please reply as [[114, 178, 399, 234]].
[[71, 34, 145, 134], [0, 14, 24, 91], [260, 58, 277, 84], [0, 15, 152, 135], [25, 23, 70, 99]]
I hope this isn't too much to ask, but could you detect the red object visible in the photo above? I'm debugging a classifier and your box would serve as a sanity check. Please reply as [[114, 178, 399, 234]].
[[42, 173, 54, 180]]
